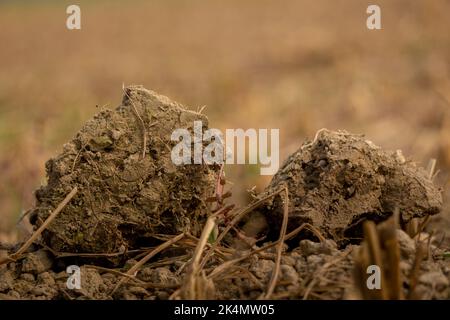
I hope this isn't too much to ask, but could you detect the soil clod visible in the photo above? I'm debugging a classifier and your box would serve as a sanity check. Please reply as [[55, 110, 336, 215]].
[[31, 86, 217, 256], [263, 129, 443, 245]]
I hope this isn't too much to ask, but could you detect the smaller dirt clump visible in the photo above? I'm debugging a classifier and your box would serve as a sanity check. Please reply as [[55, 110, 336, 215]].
[[263, 129, 443, 245], [30, 86, 217, 256]]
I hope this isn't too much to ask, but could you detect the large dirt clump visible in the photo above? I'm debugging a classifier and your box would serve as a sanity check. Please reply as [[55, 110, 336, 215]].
[[263, 129, 443, 245], [30, 86, 217, 255]]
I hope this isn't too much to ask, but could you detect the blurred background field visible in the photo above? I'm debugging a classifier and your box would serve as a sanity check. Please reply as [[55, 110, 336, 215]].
[[0, 0, 449, 243]]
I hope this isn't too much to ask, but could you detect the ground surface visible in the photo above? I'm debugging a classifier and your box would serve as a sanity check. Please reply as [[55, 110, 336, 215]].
[[0, 90, 449, 300], [0, 0, 449, 300]]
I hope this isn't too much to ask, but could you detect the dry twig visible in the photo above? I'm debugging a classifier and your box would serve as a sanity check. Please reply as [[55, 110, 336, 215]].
[[262, 186, 289, 299], [123, 87, 147, 159], [0, 187, 78, 265], [111, 233, 185, 295], [199, 188, 285, 270]]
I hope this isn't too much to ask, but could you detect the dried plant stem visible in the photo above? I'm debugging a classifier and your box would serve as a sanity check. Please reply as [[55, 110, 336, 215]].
[[262, 186, 289, 299], [111, 233, 184, 295], [190, 216, 217, 277], [303, 247, 352, 300], [362, 220, 387, 300], [408, 241, 427, 299], [123, 87, 147, 159], [199, 188, 285, 270], [207, 222, 325, 280], [407, 158, 436, 238], [86, 265, 146, 284], [363, 221, 383, 272], [2, 187, 78, 265], [208, 244, 275, 279], [47, 247, 147, 259]]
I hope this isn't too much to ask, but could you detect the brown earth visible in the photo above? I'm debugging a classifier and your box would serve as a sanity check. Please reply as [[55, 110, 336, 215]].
[[0, 230, 448, 300], [31, 86, 217, 258], [262, 129, 442, 246], [0, 88, 448, 300]]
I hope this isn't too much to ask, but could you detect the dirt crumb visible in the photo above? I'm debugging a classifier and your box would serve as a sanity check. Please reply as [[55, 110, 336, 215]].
[[21, 250, 53, 274]]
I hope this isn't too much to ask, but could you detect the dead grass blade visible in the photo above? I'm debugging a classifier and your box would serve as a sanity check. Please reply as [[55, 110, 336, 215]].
[[111, 232, 185, 295], [378, 213, 403, 300], [261, 185, 289, 299], [180, 214, 217, 299], [303, 246, 352, 300], [123, 86, 147, 159], [199, 188, 285, 270], [354, 212, 404, 300], [406, 158, 436, 238], [0, 186, 78, 265], [207, 222, 325, 281], [407, 241, 427, 299], [86, 265, 146, 284]]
